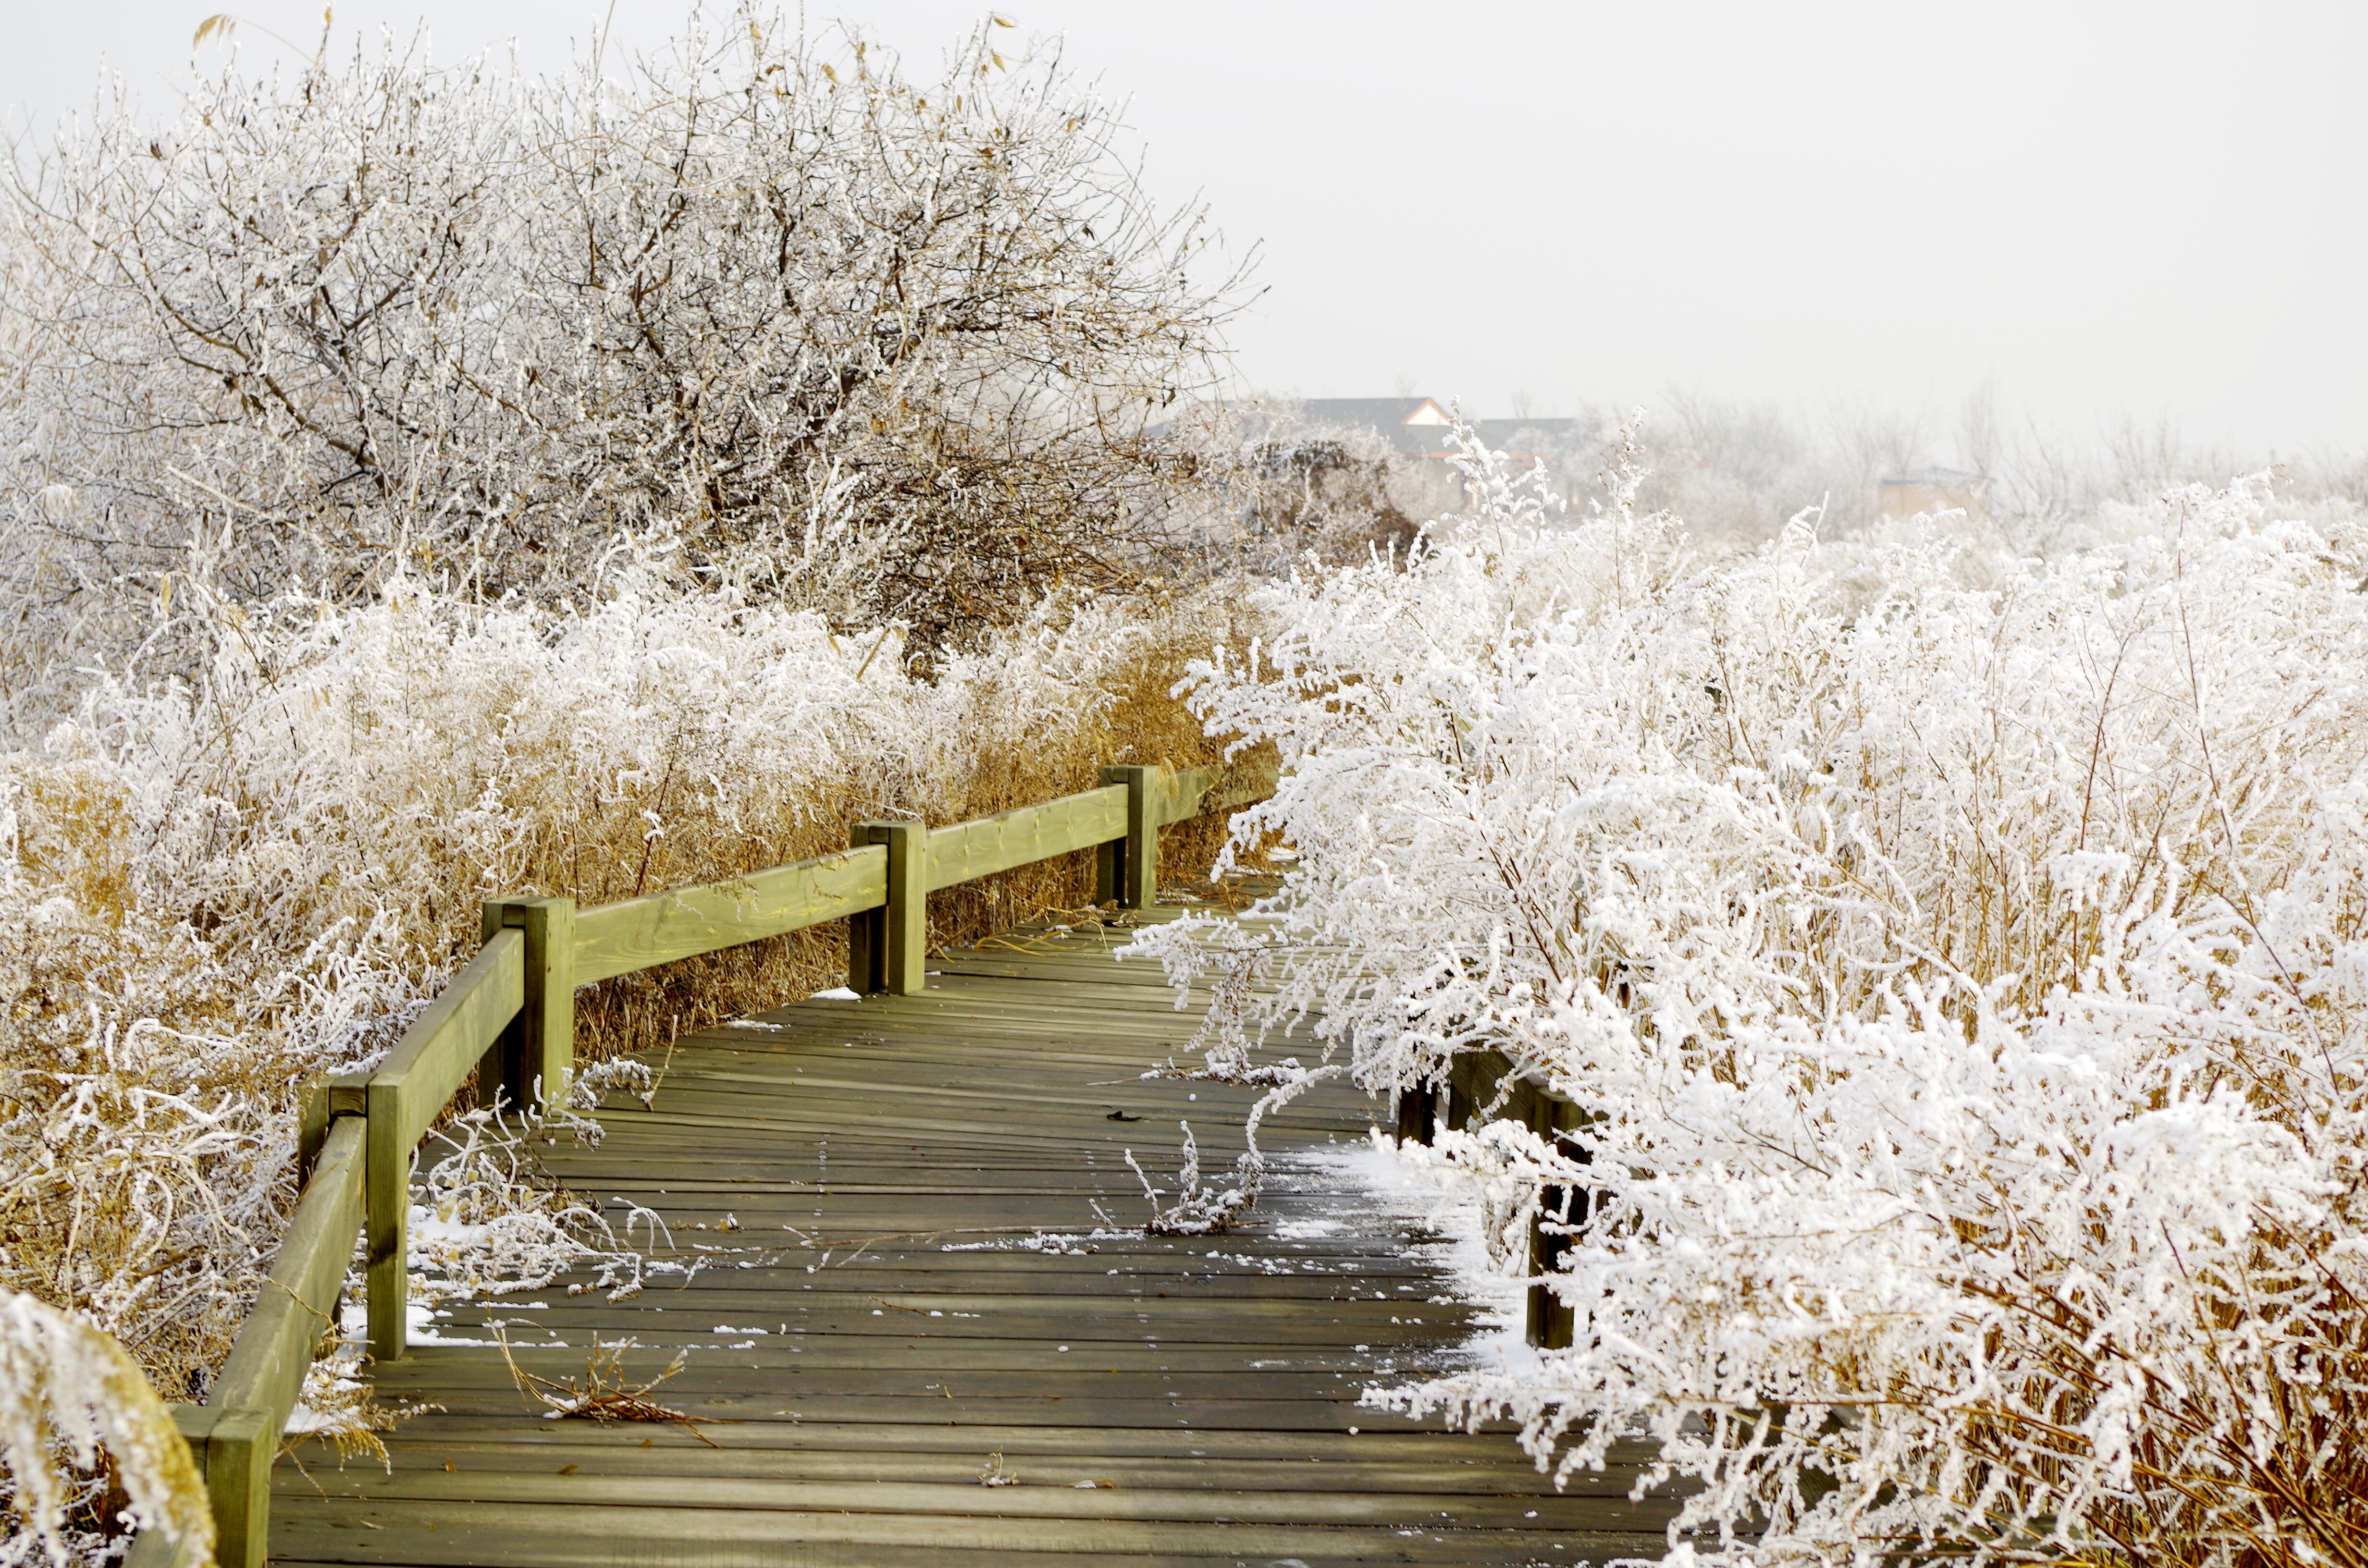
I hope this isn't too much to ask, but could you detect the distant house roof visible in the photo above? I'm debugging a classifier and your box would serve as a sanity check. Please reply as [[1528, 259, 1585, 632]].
[[1289, 401, 1579, 460], [1299, 398, 1455, 453], [1302, 397, 1454, 427], [1877, 467, 1990, 519]]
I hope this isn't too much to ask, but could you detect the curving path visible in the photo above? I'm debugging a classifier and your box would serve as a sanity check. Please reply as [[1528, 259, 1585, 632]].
[[274, 907, 1674, 1567]]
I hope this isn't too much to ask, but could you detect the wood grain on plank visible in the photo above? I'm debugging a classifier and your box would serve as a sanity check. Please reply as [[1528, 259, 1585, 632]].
[[924, 785, 1129, 890]]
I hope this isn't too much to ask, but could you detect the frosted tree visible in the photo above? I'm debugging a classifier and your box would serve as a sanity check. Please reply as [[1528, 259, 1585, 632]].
[[0, 8, 1244, 723]]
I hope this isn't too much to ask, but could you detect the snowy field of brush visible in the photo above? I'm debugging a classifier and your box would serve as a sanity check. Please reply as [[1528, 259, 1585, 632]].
[[1, 5, 2363, 1564], [0, 549, 1252, 1556], [1139, 434, 2368, 1565]]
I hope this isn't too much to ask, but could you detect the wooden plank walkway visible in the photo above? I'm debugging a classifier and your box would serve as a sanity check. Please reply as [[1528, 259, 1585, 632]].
[[278, 907, 1673, 1566]]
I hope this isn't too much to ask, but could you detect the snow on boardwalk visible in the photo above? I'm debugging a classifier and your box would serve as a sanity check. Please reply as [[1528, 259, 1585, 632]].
[[277, 909, 1675, 1566]]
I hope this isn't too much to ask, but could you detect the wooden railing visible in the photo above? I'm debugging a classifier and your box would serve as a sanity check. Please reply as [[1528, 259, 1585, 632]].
[[1394, 1051, 1593, 1355], [130, 759, 1274, 1568]]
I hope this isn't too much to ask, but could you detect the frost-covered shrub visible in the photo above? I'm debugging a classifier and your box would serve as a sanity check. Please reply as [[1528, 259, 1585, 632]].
[[0, 1291, 211, 1566], [1505, 394, 2364, 552], [0, 8, 1241, 725], [1139, 431, 2368, 1566]]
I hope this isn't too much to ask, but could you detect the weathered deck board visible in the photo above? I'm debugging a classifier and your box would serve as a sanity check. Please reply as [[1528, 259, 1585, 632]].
[[288, 906, 1671, 1566]]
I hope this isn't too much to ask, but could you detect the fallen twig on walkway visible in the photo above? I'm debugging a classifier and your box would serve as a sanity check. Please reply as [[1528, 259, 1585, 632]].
[[490, 1326, 719, 1446]]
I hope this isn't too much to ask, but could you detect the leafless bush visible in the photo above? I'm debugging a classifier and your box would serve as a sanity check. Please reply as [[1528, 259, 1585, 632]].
[[0, 9, 1245, 725]]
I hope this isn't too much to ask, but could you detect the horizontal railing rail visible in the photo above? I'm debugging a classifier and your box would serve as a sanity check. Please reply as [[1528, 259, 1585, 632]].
[[925, 784, 1128, 893], [572, 844, 889, 985], [127, 754, 1276, 1568]]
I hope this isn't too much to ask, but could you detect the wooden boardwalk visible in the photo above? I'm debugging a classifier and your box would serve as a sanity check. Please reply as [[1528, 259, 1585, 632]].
[[277, 907, 1674, 1567]]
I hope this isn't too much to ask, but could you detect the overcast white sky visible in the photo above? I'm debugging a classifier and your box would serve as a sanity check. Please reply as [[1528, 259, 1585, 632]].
[[6, 1, 2361, 458]]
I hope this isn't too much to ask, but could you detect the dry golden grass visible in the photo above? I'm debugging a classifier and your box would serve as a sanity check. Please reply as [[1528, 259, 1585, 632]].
[[488, 1327, 716, 1447], [0, 578, 1269, 1418]]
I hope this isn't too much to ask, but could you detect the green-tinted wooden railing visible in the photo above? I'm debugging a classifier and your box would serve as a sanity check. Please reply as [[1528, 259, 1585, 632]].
[[126, 756, 1277, 1568]]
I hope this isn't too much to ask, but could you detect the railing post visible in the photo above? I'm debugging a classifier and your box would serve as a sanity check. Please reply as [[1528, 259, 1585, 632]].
[[1445, 1052, 1477, 1131], [847, 887, 877, 994], [1520, 1088, 1586, 1350], [365, 1074, 408, 1362], [205, 1405, 273, 1568], [1526, 1186, 1577, 1350], [851, 821, 926, 994], [1096, 764, 1158, 909], [1394, 1080, 1438, 1145], [481, 896, 576, 1114], [297, 1077, 329, 1185], [1093, 835, 1121, 906], [298, 1072, 370, 1186]]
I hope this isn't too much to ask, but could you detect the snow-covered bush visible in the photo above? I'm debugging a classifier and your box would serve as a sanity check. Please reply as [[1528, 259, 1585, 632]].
[[1139, 430, 2368, 1566], [1504, 393, 2362, 553], [0, 1291, 211, 1566]]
